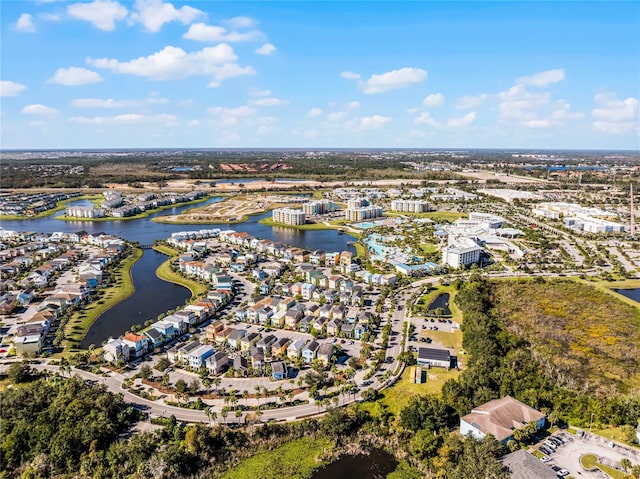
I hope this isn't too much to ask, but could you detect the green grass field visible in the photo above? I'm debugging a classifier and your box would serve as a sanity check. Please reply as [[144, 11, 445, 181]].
[[153, 245, 209, 297], [367, 367, 460, 416], [220, 437, 334, 479], [580, 454, 630, 479], [591, 426, 640, 450], [64, 247, 143, 352]]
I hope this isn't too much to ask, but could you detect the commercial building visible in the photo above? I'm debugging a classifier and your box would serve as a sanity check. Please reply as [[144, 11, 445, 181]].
[[417, 347, 451, 368], [460, 396, 546, 444], [272, 207, 306, 225], [390, 199, 432, 213], [442, 241, 482, 269]]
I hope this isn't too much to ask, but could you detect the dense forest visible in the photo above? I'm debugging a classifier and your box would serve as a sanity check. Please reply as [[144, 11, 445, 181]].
[[2, 276, 639, 478]]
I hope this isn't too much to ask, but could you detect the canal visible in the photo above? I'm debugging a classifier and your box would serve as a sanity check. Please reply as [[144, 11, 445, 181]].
[[613, 288, 640, 304], [2, 196, 356, 346]]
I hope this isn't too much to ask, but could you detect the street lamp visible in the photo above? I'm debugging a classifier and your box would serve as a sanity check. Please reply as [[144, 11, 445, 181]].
[[589, 412, 594, 433]]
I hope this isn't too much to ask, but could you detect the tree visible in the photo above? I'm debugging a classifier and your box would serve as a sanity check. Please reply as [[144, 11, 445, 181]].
[[175, 379, 187, 394], [361, 388, 378, 402], [155, 357, 170, 372], [7, 362, 34, 383], [620, 458, 632, 473], [139, 364, 153, 380]]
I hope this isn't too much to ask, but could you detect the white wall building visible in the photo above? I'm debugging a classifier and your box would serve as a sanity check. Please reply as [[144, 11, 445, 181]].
[[272, 207, 306, 225], [390, 199, 432, 213]]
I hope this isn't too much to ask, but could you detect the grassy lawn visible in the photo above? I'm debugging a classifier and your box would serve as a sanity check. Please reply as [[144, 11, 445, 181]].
[[64, 247, 143, 351], [591, 426, 640, 450], [579, 454, 631, 478], [422, 211, 467, 223], [220, 437, 334, 479], [421, 329, 463, 351], [580, 454, 597, 469], [374, 367, 461, 416], [419, 243, 438, 254], [412, 284, 463, 323], [153, 245, 209, 297]]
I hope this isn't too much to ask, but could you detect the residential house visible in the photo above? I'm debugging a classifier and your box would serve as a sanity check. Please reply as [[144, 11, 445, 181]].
[[233, 356, 249, 376], [188, 344, 215, 370], [103, 338, 130, 363], [287, 339, 306, 360], [122, 333, 149, 358], [249, 347, 265, 370], [317, 343, 335, 365], [272, 337, 290, 357], [240, 332, 260, 351], [298, 316, 313, 333], [227, 329, 246, 350], [205, 320, 224, 340], [256, 334, 277, 356], [354, 323, 368, 340], [144, 329, 164, 350], [302, 341, 320, 363], [326, 319, 341, 336], [271, 361, 287, 380], [205, 351, 229, 375]]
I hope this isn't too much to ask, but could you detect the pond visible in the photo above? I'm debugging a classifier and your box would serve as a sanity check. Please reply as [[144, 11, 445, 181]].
[[311, 449, 398, 479], [613, 288, 640, 304], [428, 292, 452, 316], [80, 250, 191, 349]]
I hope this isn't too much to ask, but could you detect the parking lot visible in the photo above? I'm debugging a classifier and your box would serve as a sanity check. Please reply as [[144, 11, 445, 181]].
[[532, 431, 640, 478]]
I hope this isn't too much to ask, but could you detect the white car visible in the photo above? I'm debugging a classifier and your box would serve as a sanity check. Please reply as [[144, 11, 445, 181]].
[[539, 455, 551, 463], [558, 469, 569, 477]]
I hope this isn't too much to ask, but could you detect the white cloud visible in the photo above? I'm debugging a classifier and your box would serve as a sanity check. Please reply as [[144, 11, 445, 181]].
[[592, 93, 639, 134], [0, 81, 27, 97], [207, 105, 256, 126], [347, 101, 360, 110], [327, 111, 347, 122], [255, 43, 276, 55], [129, 0, 203, 32], [225, 16, 255, 29], [360, 115, 391, 129], [414, 111, 440, 127], [517, 68, 565, 88], [340, 71, 361, 80], [16, 13, 36, 32], [250, 97, 289, 107], [69, 113, 177, 125], [22, 104, 58, 116], [183, 22, 262, 43], [250, 88, 271, 97], [307, 108, 323, 118], [550, 100, 584, 121], [498, 84, 550, 121], [88, 45, 255, 84], [29, 120, 45, 127], [71, 98, 134, 108], [39, 13, 61, 22], [187, 119, 200, 127], [423, 93, 444, 107], [456, 94, 487, 110], [48, 67, 103, 86], [360, 67, 427, 94], [67, 0, 128, 31], [447, 112, 477, 127]]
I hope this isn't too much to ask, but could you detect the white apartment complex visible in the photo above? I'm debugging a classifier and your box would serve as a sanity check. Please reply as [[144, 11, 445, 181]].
[[65, 206, 106, 218], [272, 207, 306, 225], [390, 199, 432, 213], [303, 200, 336, 215], [345, 205, 383, 222], [468, 212, 506, 229]]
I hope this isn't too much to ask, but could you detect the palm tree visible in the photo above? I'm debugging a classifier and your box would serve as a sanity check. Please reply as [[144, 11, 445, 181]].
[[221, 407, 229, 424], [620, 458, 632, 473], [242, 390, 249, 407]]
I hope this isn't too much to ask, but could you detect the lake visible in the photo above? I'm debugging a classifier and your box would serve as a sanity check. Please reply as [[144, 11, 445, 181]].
[[613, 288, 640, 304], [2, 196, 355, 346], [428, 293, 452, 315], [311, 449, 398, 479]]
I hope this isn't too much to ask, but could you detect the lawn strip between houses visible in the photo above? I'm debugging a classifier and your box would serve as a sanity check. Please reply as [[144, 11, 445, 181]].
[[64, 246, 143, 352], [153, 244, 209, 298]]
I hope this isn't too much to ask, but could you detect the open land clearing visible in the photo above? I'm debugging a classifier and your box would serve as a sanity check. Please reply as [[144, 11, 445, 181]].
[[493, 279, 640, 394], [153, 194, 302, 224]]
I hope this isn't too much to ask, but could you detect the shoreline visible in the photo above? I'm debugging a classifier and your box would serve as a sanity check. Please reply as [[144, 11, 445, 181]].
[[64, 245, 143, 353], [54, 196, 215, 222], [153, 244, 209, 297], [0, 194, 102, 221]]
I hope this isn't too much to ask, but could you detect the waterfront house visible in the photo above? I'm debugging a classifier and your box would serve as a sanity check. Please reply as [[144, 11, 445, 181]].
[[122, 333, 149, 358], [103, 339, 130, 363], [144, 329, 164, 350]]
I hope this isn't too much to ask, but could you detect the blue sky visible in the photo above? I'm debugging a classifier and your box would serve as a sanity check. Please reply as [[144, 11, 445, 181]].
[[1, 1, 638, 149]]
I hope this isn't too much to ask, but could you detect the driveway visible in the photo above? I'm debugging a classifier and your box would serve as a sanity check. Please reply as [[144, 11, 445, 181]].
[[535, 431, 640, 478]]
